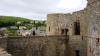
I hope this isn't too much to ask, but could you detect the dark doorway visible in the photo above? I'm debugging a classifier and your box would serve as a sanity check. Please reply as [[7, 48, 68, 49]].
[[74, 21, 80, 35], [75, 50, 80, 56]]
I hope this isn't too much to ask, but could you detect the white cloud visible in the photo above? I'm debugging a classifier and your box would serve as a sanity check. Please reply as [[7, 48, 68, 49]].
[[0, 0, 87, 20]]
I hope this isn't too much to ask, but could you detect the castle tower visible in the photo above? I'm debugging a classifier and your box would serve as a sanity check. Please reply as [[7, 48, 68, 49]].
[[47, 0, 100, 36], [47, 12, 88, 36], [47, 0, 100, 56]]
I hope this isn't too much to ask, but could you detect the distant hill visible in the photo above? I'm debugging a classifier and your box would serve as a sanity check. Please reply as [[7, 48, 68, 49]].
[[0, 16, 31, 27], [0, 16, 46, 27]]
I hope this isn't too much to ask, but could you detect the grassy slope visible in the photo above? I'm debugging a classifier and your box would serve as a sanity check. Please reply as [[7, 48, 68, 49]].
[[0, 16, 31, 27]]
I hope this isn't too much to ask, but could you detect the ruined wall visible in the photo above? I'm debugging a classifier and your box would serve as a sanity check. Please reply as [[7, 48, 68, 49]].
[[47, 14, 74, 35], [7, 36, 69, 56], [0, 38, 7, 49], [47, 12, 88, 36], [85, 0, 100, 56], [87, 37, 100, 56], [47, 0, 100, 36], [68, 36, 88, 56], [6, 36, 88, 56], [47, 0, 100, 56]]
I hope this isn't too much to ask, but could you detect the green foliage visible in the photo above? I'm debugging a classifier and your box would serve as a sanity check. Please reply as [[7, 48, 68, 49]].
[[0, 16, 31, 27], [3, 29, 17, 36], [25, 25, 33, 30], [0, 16, 46, 28], [0, 16, 47, 36], [33, 21, 46, 27]]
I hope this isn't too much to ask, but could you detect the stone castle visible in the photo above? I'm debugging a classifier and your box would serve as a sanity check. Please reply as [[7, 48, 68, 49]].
[[47, 0, 100, 36], [0, 0, 100, 56], [47, 0, 100, 56]]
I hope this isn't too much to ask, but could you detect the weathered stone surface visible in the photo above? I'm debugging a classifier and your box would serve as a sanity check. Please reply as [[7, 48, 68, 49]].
[[0, 38, 7, 49], [47, 0, 100, 56], [7, 36, 69, 56]]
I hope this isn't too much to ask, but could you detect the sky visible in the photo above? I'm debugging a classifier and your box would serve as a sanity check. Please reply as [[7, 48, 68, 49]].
[[0, 0, 88, 20]]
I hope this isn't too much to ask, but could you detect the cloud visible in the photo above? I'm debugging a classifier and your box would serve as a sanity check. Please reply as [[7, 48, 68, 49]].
[[0, 0, 87, 20]]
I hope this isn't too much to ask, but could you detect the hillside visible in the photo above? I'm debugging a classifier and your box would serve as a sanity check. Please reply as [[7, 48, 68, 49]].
[[0, 16, 32, 27], [0, 16, 46, 28]]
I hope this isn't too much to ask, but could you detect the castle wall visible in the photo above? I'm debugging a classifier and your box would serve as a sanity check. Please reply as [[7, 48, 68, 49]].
[[67, 35, 88, 56], [47, 0, 100, 56], [47, 12, 88, 36], [0, 38, 7, 49], [7, 36, 69, 56], [86, 1, 100, 56], [0, 36, 89, 56], [64, 35, 88, 56], [6, 35, 88, 56]]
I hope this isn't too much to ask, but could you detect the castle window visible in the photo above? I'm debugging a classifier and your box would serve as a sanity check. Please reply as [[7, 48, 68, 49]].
[[49, 26, 50, 32], [61, 29, 68, 35], [65, 29, 68, 35], [96, 38, 100, 46], [75, 50, 80, 56], [61, 29, 64, 35], [96, 38, 100, 43], [74, 21, 80, 35]]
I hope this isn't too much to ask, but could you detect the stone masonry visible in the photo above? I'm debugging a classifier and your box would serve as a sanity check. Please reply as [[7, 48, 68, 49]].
[[7, 36, 69, 56], [0, 0, 99, 56], [47, 0, 100, 56]]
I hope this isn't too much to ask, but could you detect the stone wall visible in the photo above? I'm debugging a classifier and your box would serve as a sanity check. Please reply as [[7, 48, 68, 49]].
[[7, 36, 69, 56], [47, 0, 100, 56], [87, 37, 100, 56], [47, 11, 89, 36], [6, 35, 89, 56], [0, 38, 7, 49], [0, 36, 95, 56], [68, 36, 88, 56], [85, 0, 100, 56]]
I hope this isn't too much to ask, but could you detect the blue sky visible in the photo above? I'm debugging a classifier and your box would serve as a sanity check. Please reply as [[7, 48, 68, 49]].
[[0, 0, 87, 20]]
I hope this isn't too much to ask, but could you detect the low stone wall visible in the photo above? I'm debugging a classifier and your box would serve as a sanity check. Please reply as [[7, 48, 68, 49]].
[[0, 37, 7, 49], [1, 35, 99, 56], [7, 36, 69, 56]]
